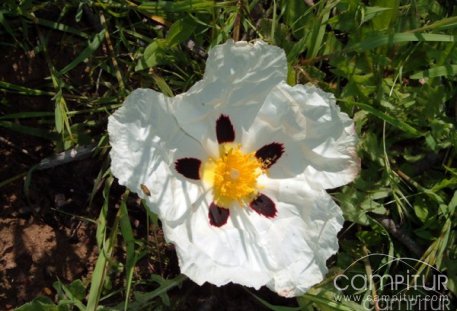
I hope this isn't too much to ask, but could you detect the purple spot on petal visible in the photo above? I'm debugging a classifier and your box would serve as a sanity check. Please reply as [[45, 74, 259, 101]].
[[209, 202, 230, 227], [216, 114, 235, 144], [255, 143, 284, 169], [250, 194, 277, 218], [175, 158, 201, 180]]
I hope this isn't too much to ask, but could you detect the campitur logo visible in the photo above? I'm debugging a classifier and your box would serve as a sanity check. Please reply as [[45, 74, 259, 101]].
[[332, 254, 452, 311]]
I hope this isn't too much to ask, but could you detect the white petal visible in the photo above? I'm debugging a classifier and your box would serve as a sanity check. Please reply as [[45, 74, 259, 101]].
[[174, 40, 287, 149], [161, 176, 343, 297], [242, 82, 360, 189], [259, 176, 344, 297], [161, 192, 271, 289], [108, 89, 206, 222]]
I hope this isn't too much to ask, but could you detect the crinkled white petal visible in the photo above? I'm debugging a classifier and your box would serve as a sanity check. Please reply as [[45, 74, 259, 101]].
[[174, 40, 287, 153], [108, 89, 206, 222], [242, 81, 360, 189], [162, 192, 271, 289], [258, 176, 344, 297], [161, 176, 343, 297]]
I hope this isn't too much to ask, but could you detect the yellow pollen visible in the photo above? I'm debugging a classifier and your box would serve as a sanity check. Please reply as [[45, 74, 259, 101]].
[[230, 168, 240, 180], [202, 144, 263, 208]]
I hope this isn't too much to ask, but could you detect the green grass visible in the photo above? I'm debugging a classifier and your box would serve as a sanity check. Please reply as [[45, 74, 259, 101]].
[[2, 0, 456, 310]]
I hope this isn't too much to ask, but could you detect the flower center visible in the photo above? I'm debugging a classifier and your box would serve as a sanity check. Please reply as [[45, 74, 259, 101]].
[[202, 144, 263, 208]]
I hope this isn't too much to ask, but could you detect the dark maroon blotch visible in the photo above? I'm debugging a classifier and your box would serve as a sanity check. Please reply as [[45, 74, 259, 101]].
[[209, 202, 230, 227], [216, 114, 235, 144], [255, 143, 284, 169], [175, 158, 201, 180], [249, 193, 277, 218]]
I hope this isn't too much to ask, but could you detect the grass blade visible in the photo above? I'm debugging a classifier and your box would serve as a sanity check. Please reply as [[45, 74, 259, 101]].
[[348, 33, 456, 51], [409, 15, 457, 33], [0, 81, 54, 96], [340, 100, 423, 136], [87, 176, 115, 311], [307, 1, 332, 58], [59, 29, 106, 75], [0, 121, 56, 140], [410, 64, 457, 79], [119, 192, 137, 311], [136, 1, 236, 14], [0, 111, 54, 120], [30, 17, 89, 38], [127, 274, 187, 309], [248, 290, 300, 311], [302, 292, 367, 311]]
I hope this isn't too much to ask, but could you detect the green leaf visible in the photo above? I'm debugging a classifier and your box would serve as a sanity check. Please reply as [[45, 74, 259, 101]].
[[448, 191, 457, 216], [414, 202, 429, 222], [410, 64, 457, 79], [287, 36, 308, 61], [166, 16, 197, 47], [15, 296, 58, 311], [431, 177, 457, 193], [55, 280, 86, 311], [55, 102, 64, 134], [152, 73, 174, 97], [337, 186, 387, 226], [135, 39, 169, 71], [66, 279, 86, 302], [371, 0, 399, 30], [118, 274, 187, 310]]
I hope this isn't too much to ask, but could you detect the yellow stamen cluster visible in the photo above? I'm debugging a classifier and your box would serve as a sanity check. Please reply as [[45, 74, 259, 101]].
[[202, 144, 263, 208]]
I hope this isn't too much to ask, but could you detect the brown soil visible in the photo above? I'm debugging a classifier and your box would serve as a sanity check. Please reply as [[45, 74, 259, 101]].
[[0, 133, 100, 310], [0, 216, 97, 309], [0, 36, 100, 309], [0, 125, 100, 310]]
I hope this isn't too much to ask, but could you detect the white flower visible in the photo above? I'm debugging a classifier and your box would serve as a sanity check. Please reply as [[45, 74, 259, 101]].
[[108, 40, 360, 297]]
